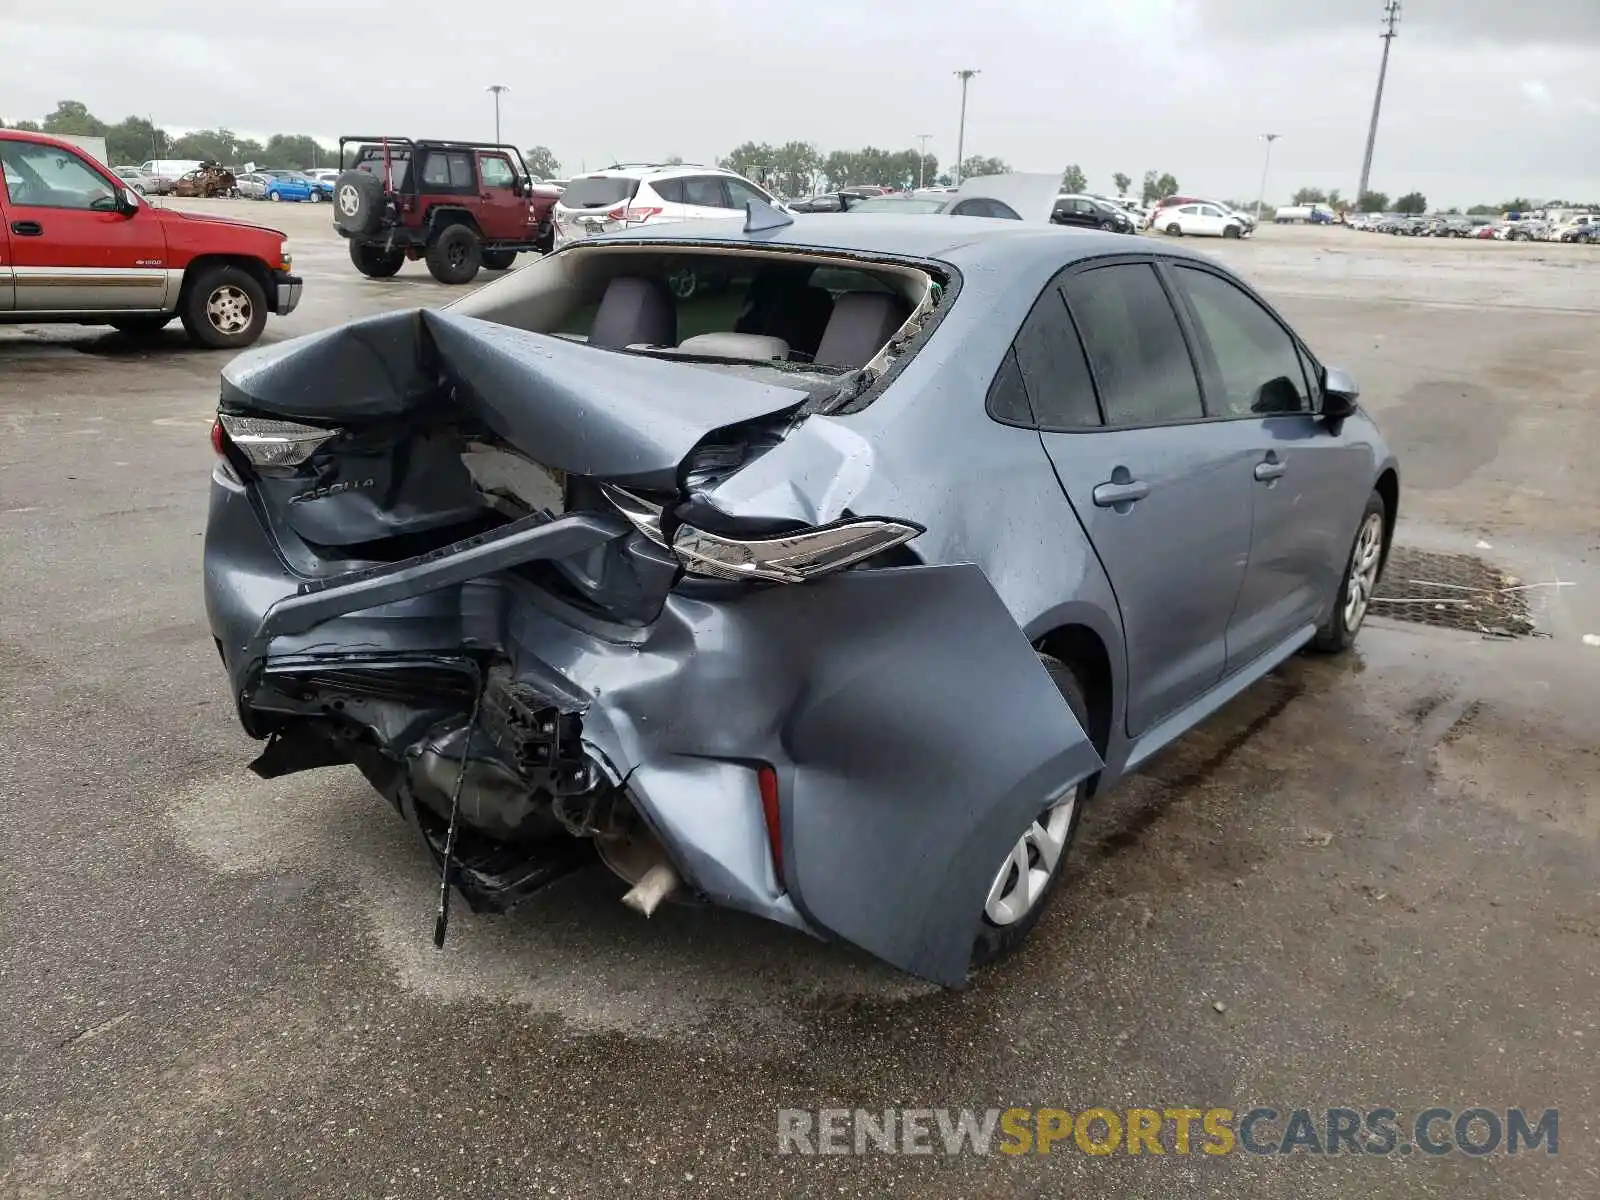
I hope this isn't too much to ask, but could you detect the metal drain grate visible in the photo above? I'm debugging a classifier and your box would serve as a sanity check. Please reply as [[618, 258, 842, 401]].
[[1372, 546, 1535, 636]]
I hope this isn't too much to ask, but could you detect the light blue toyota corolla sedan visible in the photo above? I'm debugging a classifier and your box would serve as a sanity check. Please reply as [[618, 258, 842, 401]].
[[203, 203, 1398, 987]]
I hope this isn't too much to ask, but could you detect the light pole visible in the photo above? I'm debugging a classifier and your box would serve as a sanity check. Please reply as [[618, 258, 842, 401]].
[[486, 84, 510, 145], [1357, 0, 1402, 205], [1254, 133, 1280, 221], [953, 70, 979, 185], [916, 133, 932, 189]]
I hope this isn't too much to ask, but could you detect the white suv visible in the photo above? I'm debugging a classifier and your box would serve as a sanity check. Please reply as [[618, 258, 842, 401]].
[[551, 164, 784, 250]]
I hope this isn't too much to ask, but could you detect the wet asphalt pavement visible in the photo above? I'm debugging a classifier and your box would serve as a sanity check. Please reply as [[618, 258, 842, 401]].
[[2, 206, 1597, 1198]]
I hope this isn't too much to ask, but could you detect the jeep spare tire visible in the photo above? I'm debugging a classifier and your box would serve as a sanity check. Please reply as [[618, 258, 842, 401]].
[[333, 170, 384, 236]]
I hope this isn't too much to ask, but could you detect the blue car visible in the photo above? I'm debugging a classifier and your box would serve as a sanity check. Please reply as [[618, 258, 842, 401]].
[[261, 170, 333, 204], [203, 208, 1399, 986]]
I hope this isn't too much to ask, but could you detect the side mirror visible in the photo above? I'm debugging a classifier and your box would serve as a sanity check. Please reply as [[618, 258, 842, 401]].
[[121, 187, 142, 214], [1321, 365, 1360, 419]]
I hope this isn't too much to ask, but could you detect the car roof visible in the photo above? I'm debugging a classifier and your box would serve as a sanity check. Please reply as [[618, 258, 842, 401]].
[[579, 212, 1218, 275], [582, 163, 734, 179]]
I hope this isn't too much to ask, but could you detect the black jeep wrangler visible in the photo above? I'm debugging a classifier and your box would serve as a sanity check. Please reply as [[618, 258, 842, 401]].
[[332, 137, 557, 284]]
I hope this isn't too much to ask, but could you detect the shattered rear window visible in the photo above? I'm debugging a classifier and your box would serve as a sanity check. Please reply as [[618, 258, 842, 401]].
[[560, 177, 638, 209]]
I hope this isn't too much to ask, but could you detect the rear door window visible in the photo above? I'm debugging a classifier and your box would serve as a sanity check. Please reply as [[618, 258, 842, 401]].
[[1062, 264, 1204, 426], [723, 177, 770, 209], [682, 176, 729, 208], [1011, 287, 1101, 428]]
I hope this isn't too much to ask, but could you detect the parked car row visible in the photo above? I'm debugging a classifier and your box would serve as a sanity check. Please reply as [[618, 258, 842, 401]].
[[1346, 210, 1598, 242]]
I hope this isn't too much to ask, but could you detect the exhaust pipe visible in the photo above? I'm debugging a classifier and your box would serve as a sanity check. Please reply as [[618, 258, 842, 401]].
[[595, 788, 683, 916]]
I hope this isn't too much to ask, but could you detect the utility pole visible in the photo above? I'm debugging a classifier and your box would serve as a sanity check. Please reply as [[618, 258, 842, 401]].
[[486, 84, 510, 145], [916, 133, 932, 189], [1254, 133, 1280, 221], [1356, 0, 1401, 206], [953, 70, 979, 185]]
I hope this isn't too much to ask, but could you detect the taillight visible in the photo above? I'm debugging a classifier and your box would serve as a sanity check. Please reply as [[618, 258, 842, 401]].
[[216, 413, 341, 473], [670, 517, 923, 584], [758, 764, 783, 885], [604, 205, 662, 224], [210, 417, 226, 456]]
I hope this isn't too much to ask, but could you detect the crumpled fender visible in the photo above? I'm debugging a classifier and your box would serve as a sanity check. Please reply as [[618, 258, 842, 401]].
[[514, 563, 1104, 988]]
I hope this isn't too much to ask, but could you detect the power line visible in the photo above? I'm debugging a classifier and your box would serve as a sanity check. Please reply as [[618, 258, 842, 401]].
[[1356, 0, 1401, 204]]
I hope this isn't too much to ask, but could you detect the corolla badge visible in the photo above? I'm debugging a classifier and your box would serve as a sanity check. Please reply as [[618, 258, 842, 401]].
[[289, 479, 375, 504]]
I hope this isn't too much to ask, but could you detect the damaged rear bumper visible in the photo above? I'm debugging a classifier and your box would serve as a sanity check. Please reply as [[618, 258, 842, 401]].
[[205, 474, 1103, 988]]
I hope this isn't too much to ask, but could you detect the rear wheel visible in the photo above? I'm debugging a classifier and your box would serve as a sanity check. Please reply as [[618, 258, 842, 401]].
[[349, 241, 406, 278], [971, 654, 1091, 970], [307, 190, 321, 204], [1311, 491, 1387, 653], [480, 248, 517, 271], [179, 265, 268, 350], [1165, 222, 1182, 236], [268, 190, 282, 202], [425, 224, 482, 284]]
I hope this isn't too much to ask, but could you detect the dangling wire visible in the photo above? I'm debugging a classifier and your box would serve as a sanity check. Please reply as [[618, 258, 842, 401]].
[[433, 676, 484, 950]]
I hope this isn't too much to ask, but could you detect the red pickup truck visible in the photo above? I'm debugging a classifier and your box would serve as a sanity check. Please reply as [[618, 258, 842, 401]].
[[0, 130, 301, 348]]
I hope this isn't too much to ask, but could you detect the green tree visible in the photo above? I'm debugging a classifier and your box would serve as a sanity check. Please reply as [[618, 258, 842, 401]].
[[1, 118, 44, 132], [105, 116, 167, 166], [1141, 170, 1179, 204], [1394, 191, 1427, 215], [522, 146, 561, 179], [42, 99, 107, 137], [769, 141, 820, 197], [1112, 171, 1131, 197], [1327, 188, 1345, 211], [1357, 190, 1389, 212], [1061, 163, 1087, 194], [1291, 186, 1328, 205], [722, 140, 777, 185], [261, 134, 326, 169], [959, 155, 1009, 181]]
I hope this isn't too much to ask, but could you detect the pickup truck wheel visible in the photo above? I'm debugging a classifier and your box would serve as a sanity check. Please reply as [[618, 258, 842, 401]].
[[179, 266, 268, 349], [349, 242, 405, 278], [425, 225, 482, 284], [480, 249, 517, 271], [109, 315, 171, 337]]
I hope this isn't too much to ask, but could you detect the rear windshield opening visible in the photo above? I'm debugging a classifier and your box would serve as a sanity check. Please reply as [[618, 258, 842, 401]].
[[560, 177, 639, 210], [447, 245, 950, 411], [354, 146, 412, 190]]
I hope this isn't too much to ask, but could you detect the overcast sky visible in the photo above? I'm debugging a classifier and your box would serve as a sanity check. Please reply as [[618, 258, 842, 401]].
[[3, 0, 1596, 204]]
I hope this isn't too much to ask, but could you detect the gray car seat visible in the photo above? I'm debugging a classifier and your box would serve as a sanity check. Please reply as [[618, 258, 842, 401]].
[[813, 292, 911, 370], [589, 276, 677, 349]]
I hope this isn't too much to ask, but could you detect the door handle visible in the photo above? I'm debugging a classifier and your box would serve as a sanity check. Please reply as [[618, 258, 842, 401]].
[[1254, 455, 1287, 482], [1092, 478, 1151, 507], [10, 221, 42, 236]]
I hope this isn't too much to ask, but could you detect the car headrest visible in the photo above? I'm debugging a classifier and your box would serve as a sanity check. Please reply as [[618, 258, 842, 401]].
[[813, 291, 910, 370], [589, 276, 676, 350]]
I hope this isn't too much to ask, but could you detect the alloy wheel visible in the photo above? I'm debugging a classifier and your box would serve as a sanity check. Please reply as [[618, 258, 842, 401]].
[[205, 285, 253, 336], [984, 793, 1077, 926], [1343, 512, 1384, 632]]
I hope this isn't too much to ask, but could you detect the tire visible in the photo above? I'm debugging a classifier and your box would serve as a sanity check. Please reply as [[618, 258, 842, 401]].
[[307, 190, 321, 204], [349, 241, 405, 278], [480, 248, 517, 271], [425, 224, 482, 284], [268, 190, 281, 202], [332, 170, 386, 236], [109, 315, 171, 337], [134, 184, 146, 196], [178, 265, 269, 350], [1311, 490, 1387, 653], [1223, 224, 1241, 239], [970, 654, 1091, 971], [1165, 223, 1182, 236]]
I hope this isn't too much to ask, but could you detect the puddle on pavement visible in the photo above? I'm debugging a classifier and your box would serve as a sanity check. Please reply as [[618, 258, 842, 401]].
[[169, 767, 934, 1047]]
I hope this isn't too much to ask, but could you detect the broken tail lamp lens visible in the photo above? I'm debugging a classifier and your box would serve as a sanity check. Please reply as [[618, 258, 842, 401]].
[[605, 205, 662, 225], [671, 518, 922, 584], [216, 413, 341, 472]]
